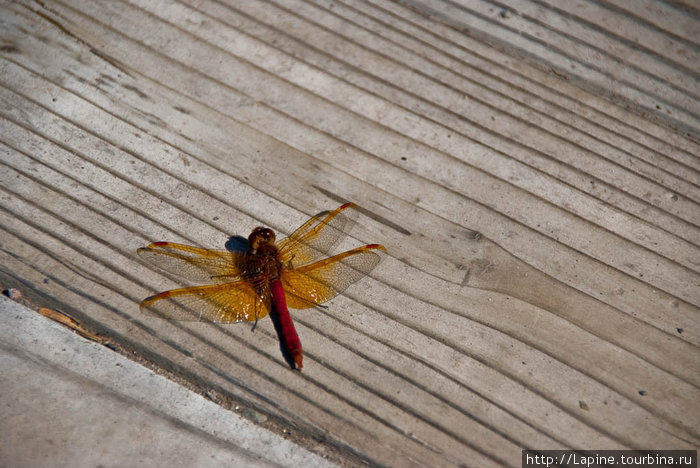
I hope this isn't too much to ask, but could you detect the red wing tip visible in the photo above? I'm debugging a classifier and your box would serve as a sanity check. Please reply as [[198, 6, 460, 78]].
[[339, 202, 356, 210], [365, 244, 386, 251], [151, 241, 169, 246]]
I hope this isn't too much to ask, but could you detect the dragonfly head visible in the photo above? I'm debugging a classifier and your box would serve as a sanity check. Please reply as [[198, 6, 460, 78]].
[[248, 227, 276, 252]]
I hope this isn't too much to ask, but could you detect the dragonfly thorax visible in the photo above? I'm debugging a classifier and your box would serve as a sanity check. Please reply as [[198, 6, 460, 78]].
[[242, 228, 282, 285]]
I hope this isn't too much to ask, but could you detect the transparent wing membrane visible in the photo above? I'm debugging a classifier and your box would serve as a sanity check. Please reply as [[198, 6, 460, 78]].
[[140, 281, 269, 323], [137, 242, 242, 283], [276, 203, 358, 269], [281, 244, 385, 309]]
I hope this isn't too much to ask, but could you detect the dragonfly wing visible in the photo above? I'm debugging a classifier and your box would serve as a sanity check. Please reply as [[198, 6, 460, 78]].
[[138, 242, 243, 283], [140, 280, 270, 323], [276, 203, 357, 269], [281, 244, 385, 310]]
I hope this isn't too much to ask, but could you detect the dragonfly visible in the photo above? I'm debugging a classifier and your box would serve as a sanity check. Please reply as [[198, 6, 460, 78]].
[[138, 203, 385, 369]]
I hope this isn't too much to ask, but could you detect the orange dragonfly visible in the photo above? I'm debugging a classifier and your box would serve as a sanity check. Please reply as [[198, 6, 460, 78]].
[[138, 203, 385, 369]]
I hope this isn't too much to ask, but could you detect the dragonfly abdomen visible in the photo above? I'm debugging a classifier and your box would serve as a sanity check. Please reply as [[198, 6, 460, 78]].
[[270, 279, 303, 369]]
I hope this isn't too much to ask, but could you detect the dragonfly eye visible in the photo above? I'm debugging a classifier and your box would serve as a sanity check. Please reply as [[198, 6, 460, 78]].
[[248, 227, 276, 250]]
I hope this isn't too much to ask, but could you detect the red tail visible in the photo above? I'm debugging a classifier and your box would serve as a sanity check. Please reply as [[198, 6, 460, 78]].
[[270, 279, 303, 369]]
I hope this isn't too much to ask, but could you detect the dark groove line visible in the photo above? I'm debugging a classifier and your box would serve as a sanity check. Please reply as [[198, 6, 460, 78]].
[[657, 0, 700, 17]]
